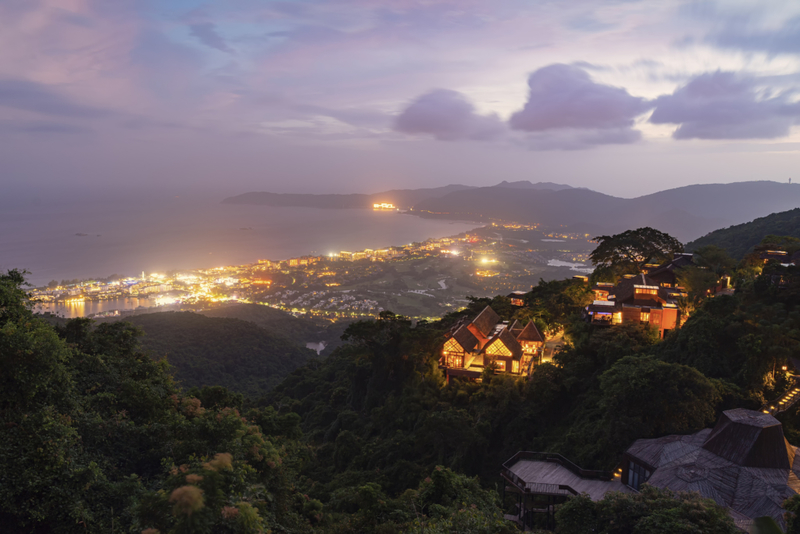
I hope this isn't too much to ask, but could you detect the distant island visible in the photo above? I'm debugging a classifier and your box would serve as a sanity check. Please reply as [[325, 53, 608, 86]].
[[221, 181, 574, 210], [224, 180, 800, 242]]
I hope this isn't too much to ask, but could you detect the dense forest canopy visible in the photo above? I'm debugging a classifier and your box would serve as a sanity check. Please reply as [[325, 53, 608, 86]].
[[6, 221, 800, 532], [124, 311, 318, 396]]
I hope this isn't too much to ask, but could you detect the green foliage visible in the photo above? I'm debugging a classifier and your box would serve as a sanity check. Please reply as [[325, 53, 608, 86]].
[[519, 279, 592, 333], [0, 268, 34, 325], [692, 245, 738, 276], [657, 292, 800, 397], [125, 311, 317, 396], [687, 208, 800, 259], [589, 227, 684, 282], [555, 485, 739, 534], [11, 258, 800, 533], [0, 271, 313, 533], [784, 494, 800, 534], [753, 516, 786, 534], [598, 355, 718, 452]]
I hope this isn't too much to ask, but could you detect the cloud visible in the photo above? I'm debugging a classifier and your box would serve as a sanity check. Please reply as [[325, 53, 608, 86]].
[[522, 127, 642, 151], [510, 64, 650, 131], [509, 64, 651, 148], [649, 71, 800, 140], [0, 79, 110, 118], [707, 14, 800, 56], [189, 22, 235, 53], [394, 89, 505, 141]]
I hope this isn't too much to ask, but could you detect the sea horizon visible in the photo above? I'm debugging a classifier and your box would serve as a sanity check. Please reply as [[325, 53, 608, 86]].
[[0, 195, 480, 287]]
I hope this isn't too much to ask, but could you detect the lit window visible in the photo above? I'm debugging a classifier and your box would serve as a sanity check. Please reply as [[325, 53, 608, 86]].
[[512, 360, 520, 373], [446, 354, 464, 368], [494, 360, 506, 372], [640, 311, 650, 323], [486, 340, 512, 357], [635, 288, 658, 296]]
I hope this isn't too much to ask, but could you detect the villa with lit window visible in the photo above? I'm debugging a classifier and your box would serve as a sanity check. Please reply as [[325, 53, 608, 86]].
[[584, 273, 682, 338], [440, 306, 544, 381]]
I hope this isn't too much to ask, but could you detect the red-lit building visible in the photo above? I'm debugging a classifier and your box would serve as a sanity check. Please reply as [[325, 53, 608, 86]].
[[585, 273, 682, 338]]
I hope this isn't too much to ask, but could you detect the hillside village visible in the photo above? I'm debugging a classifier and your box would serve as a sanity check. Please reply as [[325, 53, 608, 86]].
[[8, 222, 800, 533]]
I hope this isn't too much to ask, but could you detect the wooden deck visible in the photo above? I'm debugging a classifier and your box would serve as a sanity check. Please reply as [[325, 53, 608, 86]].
[[507, 459, 634, 501]]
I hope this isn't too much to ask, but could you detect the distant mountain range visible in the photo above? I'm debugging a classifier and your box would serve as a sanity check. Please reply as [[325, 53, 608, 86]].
[[223, 180, 800, 242], [221, 181, 574, 210]]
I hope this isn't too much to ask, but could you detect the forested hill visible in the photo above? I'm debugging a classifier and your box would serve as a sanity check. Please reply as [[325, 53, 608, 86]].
[[197, 302, 351, 356], [125, 311, 317, 396], [412, 180, 800, 242], [687, 207, 800, 258]]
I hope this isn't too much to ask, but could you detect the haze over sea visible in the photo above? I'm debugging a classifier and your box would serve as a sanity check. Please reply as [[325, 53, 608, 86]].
[[0, 194, 477, 288]]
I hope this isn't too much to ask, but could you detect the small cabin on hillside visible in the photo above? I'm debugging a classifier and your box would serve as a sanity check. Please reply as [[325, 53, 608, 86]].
[[440, 306, 544, 381]]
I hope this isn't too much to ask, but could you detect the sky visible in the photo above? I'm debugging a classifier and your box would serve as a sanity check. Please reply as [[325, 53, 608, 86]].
[[2, 0, 800, 199]]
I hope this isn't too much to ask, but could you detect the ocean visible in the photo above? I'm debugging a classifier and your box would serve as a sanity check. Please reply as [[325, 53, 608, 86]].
[[0, 196, 479, 287]]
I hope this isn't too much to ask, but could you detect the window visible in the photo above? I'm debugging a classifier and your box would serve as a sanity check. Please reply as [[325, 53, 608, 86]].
[[627, 461, 651, 490], [446, 354, 464, 368], [640, 311, 650, 323], [635, 288, 658, 296], [486, 340, 512, 357], [494, 360, 506, 372], [512, 360, 520, 374], [443, 338, 462, 352]]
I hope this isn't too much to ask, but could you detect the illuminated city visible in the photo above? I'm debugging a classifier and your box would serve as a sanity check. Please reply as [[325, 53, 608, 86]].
[[31, 222, 596, 321]]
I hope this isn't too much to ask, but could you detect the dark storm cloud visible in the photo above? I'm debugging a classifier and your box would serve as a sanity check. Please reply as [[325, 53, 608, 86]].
[[189, 22, 234, 53], [649, 71, 800, 140], [0, 79, 109, 118], [394, 89, 505, 141], [510, 64, 651, 132]]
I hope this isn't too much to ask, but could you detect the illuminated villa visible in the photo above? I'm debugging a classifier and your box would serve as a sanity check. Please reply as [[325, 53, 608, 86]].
[[440, 306, 544, 381]]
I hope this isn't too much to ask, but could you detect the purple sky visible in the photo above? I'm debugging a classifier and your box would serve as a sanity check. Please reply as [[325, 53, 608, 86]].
[[2, 0, 800, 198]]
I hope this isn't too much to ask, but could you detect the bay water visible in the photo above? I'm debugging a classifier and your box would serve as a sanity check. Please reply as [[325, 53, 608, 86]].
[[0, 196, 478, 288]]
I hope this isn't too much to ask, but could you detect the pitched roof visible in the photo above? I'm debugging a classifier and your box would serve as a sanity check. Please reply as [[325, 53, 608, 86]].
[[516, 321, 544, 343], [507, 319, 523, 335], [472, 306, 501, 337], [450, 325, 479, 353]]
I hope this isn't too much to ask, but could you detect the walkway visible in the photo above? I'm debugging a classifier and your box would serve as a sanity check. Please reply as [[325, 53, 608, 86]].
[[762, 378, 800, 415]]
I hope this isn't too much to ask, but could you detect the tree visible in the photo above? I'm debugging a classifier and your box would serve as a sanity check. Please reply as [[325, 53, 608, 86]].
[[692, 245, 737, 277], [676, 265, 721, 316], [589, 228, 684, 282], [598, 355, 719, 453], [556, 485, 739, 534]]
